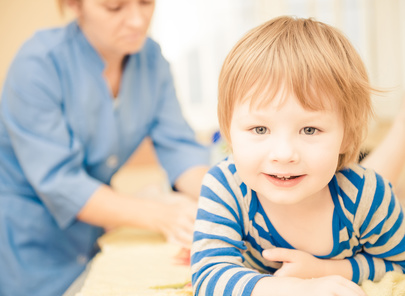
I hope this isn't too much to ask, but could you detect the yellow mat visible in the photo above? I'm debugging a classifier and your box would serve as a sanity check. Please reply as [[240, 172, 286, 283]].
[[75, 228, 191, 296], [77, 228, 405, 296], [361, 271, 405, 296]]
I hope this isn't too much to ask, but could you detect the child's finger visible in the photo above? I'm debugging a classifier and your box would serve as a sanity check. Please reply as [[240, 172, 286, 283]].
[[273, 265, 286, 277], [262, 247, 297, 262]]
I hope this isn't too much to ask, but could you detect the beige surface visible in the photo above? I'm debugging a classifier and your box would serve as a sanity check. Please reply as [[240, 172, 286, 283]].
[[111, 164, 169, 196], [75, 228, 192, 296]]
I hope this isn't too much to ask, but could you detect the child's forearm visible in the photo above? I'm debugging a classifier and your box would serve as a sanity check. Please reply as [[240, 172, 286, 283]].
[[321, 258, 353, 280], [252, 275, 366, 296], [251, 277, 297, 296]]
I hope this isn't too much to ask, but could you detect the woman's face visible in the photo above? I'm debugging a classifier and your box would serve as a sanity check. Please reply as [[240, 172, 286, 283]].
[[70, 0, 155, 60]]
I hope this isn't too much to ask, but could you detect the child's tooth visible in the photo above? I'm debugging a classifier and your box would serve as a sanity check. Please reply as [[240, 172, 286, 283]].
[[277, 175, 290, 179]]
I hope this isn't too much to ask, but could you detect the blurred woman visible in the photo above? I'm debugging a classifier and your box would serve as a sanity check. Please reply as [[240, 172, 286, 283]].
[[0, 0, 209, 295]]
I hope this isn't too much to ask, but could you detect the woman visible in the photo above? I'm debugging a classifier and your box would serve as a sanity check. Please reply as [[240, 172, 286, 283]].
[[0, 0, 209, 295]]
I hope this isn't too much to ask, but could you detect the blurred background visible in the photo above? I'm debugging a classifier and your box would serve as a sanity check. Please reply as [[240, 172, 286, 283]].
[[1, 0, 404, 148]]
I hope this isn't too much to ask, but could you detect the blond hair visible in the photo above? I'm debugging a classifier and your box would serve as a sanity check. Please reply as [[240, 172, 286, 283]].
[[218, 16, 374, 171]]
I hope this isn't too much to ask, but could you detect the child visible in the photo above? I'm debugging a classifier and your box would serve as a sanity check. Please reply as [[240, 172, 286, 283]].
[[191, 16, 405, 296]]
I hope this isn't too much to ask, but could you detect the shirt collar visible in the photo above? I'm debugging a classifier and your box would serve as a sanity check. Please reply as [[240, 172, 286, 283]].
[[67, 20, 105, 73]]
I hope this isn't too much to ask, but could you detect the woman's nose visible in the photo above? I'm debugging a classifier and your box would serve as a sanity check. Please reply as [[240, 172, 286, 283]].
[[125, 4, 146, 28]]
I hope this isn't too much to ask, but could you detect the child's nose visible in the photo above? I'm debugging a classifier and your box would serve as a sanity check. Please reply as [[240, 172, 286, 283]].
[[268, 136, 299, 163]]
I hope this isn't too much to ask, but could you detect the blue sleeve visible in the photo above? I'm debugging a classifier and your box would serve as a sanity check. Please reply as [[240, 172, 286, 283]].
[[349, 172, 405, 283], [191, 165, 268, 295], [148, 46, 210, 185], [1, 45, 102, 229]]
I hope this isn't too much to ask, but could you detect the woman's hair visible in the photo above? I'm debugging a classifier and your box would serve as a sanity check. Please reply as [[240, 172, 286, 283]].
[[218, 15, 375, 171], [57, 0, 78, 15], [57, 0, 65, 15]]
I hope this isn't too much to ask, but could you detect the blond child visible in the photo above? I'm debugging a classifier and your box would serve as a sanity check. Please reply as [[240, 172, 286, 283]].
[[191, 16, 405, 296]]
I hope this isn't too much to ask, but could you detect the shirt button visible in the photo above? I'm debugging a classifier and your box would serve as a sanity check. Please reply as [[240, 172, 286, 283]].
[[106, 155, 118, 168], [77, 255, 88, 265]]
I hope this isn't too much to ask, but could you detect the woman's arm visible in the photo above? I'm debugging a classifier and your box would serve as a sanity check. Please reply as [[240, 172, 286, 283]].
[[148, 42, 210, 189], [174, 165, 209, 199], [77, 184, 199, 246]]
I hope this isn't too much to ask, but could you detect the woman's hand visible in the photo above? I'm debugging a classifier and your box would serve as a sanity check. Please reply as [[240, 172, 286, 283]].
[[151, 191, 198, 247], [77, 184, 198, 247]]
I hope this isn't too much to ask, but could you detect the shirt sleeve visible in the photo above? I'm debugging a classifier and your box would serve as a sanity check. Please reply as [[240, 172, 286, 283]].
[[148, 47, 210, 185], [191, 165, 268, 296], [1, 46, 102, 229], [348, 170, 405, 284]]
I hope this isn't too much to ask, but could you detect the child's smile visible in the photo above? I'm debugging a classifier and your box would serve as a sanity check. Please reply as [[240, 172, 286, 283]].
[[229, 88, 345, 206], [264, 173, 306, 188]]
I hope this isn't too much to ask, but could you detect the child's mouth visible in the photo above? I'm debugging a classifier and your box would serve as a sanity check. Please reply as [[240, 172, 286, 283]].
[[269, 175, 300, 181], [264, 173, 305, 187]]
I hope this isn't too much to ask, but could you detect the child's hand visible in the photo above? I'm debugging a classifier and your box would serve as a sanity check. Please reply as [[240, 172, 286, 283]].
[[263, 247, 326, 278], [263, 247, 353, 281]]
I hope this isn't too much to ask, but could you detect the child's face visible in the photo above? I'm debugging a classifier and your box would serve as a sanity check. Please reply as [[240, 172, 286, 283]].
[[229, 90, 345, 206]]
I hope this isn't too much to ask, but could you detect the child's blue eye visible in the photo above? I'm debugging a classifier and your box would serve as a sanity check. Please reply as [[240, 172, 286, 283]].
[[253, 127, 268, 134], [302, 127, 317, 135]]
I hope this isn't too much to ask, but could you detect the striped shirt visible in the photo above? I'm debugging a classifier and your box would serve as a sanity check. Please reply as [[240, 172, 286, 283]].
[[191, 156, 405, 295]]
